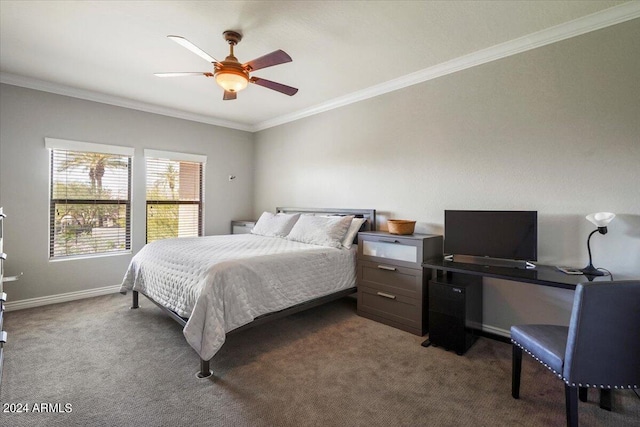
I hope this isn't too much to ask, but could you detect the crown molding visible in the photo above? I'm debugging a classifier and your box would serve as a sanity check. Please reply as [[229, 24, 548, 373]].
[[0, 72, 254, 132], [253, 2, 640, 131], [2, 3, 638, 134]]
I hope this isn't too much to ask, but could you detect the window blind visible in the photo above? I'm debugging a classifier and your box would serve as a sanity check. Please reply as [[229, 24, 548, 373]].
[[49, 147, 132, 259], [145, 155, 204, 243]]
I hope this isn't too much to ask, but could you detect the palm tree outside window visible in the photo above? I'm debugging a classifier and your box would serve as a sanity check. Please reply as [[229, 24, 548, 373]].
[[46, 138, 133, 259]]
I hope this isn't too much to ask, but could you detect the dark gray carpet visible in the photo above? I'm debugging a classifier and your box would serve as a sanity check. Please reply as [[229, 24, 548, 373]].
[[1, 294, 638, 426]]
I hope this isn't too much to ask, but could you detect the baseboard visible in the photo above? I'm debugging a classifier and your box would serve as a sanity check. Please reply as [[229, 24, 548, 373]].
[[4, 285, 122, 312]]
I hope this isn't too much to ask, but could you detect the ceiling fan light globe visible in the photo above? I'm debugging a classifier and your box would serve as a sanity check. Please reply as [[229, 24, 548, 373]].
[[215, 71, 248, 92]]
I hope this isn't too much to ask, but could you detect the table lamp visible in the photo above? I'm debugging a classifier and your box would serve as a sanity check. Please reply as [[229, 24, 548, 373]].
[[581, 212, 615, 276]]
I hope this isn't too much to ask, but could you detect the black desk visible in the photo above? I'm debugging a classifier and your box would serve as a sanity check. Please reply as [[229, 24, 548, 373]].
[[422, 258, 616, 409], [422, 258, 612, 290], [421, 258, 612, 354]]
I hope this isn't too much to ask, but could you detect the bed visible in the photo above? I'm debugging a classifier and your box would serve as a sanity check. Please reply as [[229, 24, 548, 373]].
[[120, 207, 376, 377]]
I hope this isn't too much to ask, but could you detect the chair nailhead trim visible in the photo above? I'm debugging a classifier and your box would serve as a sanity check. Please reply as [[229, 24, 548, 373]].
[[511, 340, 639, 390]]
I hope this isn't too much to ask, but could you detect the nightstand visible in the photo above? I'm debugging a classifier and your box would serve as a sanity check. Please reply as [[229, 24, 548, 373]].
[[356, 231, 443, 336], [231, 220, 256, 234]]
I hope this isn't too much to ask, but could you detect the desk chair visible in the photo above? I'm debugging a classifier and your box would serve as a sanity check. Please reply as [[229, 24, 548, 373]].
[[510, 280, 640, 427]]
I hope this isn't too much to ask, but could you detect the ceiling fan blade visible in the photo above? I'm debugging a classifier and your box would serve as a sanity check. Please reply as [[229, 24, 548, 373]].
[[154, 72, 214, 77], [250, 77, 298, 96], [243, 50, 292, 72], [167, 35, 220, 64], [223, 90, 237, 101]]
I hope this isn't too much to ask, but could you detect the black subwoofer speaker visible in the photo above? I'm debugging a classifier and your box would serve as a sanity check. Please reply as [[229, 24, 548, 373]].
[[428, 274, 482, 355]]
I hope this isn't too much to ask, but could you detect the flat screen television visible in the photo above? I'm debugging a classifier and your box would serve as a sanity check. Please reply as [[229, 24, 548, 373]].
[[444, 210, 537, 261]]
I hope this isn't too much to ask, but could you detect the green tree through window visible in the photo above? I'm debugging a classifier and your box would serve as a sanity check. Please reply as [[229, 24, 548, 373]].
[[49, 147, 132, 258], [57, 152, 128, 197], [146, 155, 203, 243]]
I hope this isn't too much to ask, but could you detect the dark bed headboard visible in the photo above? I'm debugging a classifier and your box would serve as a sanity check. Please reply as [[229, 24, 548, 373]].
[[275, 207, 376, 232]]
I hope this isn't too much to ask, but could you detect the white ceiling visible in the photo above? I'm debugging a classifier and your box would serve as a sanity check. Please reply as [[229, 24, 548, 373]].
[[0, 1, 635, 131]]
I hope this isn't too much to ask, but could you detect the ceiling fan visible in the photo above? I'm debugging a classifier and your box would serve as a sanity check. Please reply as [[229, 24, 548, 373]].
[[155, 30, 298, 100]]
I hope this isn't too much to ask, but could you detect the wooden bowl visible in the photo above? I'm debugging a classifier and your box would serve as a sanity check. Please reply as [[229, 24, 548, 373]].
[[387, 219, 416, 235]]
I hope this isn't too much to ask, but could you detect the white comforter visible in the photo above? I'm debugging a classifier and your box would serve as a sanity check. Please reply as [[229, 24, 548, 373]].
[[120, 234, 356, 360]]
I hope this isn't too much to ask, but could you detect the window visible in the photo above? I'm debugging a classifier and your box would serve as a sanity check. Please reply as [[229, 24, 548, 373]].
[[46, 138, 133, 259], [145, 150, 205, 243]]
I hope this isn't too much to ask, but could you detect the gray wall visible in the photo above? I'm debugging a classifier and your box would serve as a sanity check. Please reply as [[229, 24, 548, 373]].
[[1, 20, 638, 334], [0, 84, 254, 301], [253, 20, 640, 334]]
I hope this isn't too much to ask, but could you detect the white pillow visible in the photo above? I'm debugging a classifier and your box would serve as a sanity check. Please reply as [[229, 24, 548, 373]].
[[251, 212, 300, 237], [287, 215, 354, 248], [341, 217, 366, 249]]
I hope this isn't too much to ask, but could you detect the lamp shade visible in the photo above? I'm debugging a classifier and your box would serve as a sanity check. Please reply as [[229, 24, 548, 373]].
[[586, 212, 615, 228]]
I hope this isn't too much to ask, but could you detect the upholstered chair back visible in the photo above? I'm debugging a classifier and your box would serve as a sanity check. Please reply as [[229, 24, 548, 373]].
[[563, 280, 640, 389]]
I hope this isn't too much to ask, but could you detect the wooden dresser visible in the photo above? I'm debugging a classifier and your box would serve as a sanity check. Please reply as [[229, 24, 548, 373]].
[[356, 231, 443, 336]]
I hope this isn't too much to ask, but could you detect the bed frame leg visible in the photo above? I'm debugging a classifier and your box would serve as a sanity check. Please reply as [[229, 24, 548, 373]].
[[130, 291, 139, 309], [196, 359, 213, 379]]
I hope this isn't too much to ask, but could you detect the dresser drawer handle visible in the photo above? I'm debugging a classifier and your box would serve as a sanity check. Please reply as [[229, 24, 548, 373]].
[[379, 238, 400, 244], [377, 265, 397, 271], [376, 291, 396, 300], [0, 253, 6, 260], [0, 292, 6, 303], [0, 331, 6, 344]]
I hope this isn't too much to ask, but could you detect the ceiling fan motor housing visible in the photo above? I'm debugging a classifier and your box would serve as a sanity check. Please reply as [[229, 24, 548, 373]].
[[223, 30, 243, 45]]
